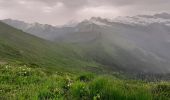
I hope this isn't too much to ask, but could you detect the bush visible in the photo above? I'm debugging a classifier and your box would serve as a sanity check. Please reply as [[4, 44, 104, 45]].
[[70, 81, 89, 100], [77, 73, 94, 82]]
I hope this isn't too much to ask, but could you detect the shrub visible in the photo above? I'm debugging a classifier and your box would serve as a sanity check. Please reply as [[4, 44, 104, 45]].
[[70, 81, 89, 100], [77, 73, 95, 82]]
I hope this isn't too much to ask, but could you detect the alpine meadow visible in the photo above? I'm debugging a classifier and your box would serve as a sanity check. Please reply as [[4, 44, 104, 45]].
[[0, 0, 170, 100]]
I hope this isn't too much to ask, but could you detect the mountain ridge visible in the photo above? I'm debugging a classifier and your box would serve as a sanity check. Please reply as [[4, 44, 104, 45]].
[[2, 13, 170, 73]]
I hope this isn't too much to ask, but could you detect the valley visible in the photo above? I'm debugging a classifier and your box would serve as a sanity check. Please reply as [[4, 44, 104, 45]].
[[0, 13, 170, 100]]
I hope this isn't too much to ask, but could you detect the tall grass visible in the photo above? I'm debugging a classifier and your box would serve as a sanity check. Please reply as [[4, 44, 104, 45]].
[[0, 64, 169, 100]]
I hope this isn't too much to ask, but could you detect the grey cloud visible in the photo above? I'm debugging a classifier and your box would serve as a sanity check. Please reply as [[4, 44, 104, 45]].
[[31, 0, 170, 7], [24, 0, 88, 8], [0, 0, 170, 25]]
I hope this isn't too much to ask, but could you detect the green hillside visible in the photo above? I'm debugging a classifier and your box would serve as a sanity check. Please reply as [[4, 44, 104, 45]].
[[0, 22, 101, 72]]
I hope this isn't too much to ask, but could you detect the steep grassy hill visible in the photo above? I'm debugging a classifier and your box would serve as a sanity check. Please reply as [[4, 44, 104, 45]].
[[3, 19, 170, 73], [0, 22, 102, 72]]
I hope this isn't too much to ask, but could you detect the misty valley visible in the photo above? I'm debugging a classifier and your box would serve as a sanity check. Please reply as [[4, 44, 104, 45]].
[[0, 7, 170, 100]]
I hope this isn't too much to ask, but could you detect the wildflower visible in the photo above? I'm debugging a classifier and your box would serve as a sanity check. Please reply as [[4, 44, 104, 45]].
[[27, 68, 31, 70], [67, 83, 72, 87], [5, 66, 8, 69]]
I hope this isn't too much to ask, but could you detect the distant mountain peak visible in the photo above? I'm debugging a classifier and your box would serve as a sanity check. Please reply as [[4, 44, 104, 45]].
[[79, 13, 170, 27], [78, 17, 111, 27], [2, 13, 170, 73], [113, 13, 170, 26]]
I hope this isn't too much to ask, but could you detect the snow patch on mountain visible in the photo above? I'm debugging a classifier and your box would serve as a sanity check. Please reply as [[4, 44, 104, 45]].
[[80, 13, 170, 27], [114, 14, 170, 26], [89, 17, 111, 26]]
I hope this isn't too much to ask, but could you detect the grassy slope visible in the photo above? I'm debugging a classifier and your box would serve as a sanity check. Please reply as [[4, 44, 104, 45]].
[[0, 22, 102, 73], [0, 64, 169, 100]]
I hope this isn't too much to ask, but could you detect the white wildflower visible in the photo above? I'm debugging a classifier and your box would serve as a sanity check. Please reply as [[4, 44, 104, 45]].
[[5, 66, 8, 69]]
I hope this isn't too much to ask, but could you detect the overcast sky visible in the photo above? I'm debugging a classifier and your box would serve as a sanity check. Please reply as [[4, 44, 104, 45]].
[[0, 0, 170, 25]]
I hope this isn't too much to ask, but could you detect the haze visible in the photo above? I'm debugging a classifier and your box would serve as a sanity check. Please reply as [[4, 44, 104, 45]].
[[0, 0, 170, 25]]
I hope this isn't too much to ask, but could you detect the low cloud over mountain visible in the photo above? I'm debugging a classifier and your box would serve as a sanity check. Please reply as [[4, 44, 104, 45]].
[[3, 13, 170, 73], [1, 0, 170, 25]]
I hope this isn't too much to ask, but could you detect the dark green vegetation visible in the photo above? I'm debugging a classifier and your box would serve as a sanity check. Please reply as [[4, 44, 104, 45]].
[[0, 21, 103, 73], [0, 64, 170, 100], [0, 21, 170, 100]]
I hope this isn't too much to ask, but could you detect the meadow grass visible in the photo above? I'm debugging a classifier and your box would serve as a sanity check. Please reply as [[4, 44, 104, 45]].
[[0, 64, 170, 100]]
